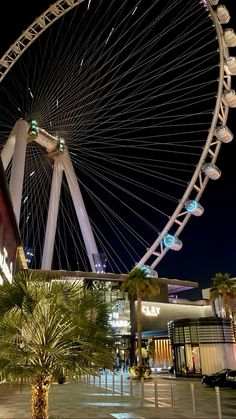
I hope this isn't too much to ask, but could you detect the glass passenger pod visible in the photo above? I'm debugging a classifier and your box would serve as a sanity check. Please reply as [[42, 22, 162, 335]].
[[226, 57, 236, 75], [163, 234, 183, 251], [216, 5, 230, 24], [202, 163, 221, 180], [140, 265, 158, 277], [215, 125, 233, 143], [224, 28, 236, 47], [224, 89, 236, 108], [184, 200, 204, 216]]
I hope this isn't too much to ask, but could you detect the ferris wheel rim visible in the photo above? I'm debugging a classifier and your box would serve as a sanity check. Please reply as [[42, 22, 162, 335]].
[[137, 0, 231, 269], [0, 0, 87, 83], [0, 0, 232, 272]]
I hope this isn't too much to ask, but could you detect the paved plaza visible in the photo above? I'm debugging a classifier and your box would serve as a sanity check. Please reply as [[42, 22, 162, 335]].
[[0, 373, 236, 418]]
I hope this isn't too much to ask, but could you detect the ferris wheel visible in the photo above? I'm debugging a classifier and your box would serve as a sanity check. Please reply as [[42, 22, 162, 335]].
[[0, 0, 235, 274]]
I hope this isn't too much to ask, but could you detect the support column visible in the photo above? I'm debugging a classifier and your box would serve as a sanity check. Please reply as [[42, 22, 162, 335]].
[[41, 158, 63, 269], [62, 149, 98, 271], [9, 119, 28, 225], [1, 123, 17, 170]]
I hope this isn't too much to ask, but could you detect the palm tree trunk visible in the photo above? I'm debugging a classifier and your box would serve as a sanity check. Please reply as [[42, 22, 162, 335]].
[[129, 295, 136, 366], [210, 299, 216, 317], [137, 296, 142, 370], [31, 380, 50, 419], [222, 293, 230, 318]]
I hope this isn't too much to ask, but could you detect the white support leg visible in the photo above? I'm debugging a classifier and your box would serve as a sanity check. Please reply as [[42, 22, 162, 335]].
[[9, 119, 29, 225], [41, 158, 63, 270], [1, 124, 17, 170], [62, 149, 98, 272]]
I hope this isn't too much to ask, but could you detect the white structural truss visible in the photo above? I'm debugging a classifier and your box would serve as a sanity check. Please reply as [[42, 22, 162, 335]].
[[1, 121, 98, 271], [0, 0, 235, 273]]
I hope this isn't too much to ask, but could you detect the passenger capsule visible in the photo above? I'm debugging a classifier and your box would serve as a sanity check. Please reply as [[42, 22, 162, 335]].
[[184, 200, 204, 216], [202, 163, 221, 180], [140, 265, 158, 277], [216, 5, 230, 24], [226, 57, 236, 75], [224, 28, 236, 47], [163, 234, 182, 251], [224, 89, 236, 108], [215, 125, 233, 143]]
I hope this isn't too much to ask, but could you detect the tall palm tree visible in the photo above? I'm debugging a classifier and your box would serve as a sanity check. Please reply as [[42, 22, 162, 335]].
[[210, 272, 234, 318], [121, 267, 160, 376], [0, 271, 114, 419]]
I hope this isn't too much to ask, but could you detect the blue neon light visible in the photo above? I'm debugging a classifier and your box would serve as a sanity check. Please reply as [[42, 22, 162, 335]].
[[185, 200, 198, 212], [163, 234, 175, 248]]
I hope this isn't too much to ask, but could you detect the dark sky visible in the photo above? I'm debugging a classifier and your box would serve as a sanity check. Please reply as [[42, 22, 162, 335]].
[[0, 0, 236, 292]]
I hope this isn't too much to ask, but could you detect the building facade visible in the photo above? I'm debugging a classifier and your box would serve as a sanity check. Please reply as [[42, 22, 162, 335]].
[[0, 158, 26, 283]]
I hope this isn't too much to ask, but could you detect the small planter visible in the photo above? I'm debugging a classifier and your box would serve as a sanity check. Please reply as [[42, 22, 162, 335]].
[[129, 366, 152, 380], [57, 374, 66, 384]]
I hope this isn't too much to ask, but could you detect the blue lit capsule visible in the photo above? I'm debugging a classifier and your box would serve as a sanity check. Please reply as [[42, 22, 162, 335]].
[[185, 200, 204, 216], [163, 234, 182, 251]]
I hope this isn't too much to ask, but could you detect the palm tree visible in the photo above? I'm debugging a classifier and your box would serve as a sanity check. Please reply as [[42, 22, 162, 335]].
[[120, 267, 160, 377], [0, 271, 114, 419], [210, 272, 234, 318]]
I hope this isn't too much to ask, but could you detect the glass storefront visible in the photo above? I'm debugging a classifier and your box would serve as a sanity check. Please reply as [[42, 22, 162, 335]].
[[168, 317, 236, 376]]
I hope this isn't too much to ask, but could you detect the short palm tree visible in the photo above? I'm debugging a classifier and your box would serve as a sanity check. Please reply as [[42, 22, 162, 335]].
[[210, 272, 234, 318], [0, 271, 114, 419], [121, 267, 160, 376]]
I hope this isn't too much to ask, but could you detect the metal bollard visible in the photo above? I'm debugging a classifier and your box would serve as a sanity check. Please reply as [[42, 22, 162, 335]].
[[105, 373, 108, 389], [154, 376, 158, 407], [130, 376, 133, 397], [120, 374, 123, 396], [93, 375, 95, 386], [171, 382, 175, 408], [190, 383, 196, 416], [215, 386, 222, 419], [99, 373, 101, 387], [112, 373, 115, 395], [141, 377, 144, 407]]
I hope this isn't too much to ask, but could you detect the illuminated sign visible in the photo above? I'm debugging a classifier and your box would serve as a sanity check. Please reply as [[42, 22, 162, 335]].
[[142, 304, 160, 317], [110, 319, 130, 328], [109, 311, 130, 330]]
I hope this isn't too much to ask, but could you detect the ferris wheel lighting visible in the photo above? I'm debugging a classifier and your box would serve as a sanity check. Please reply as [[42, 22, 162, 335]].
[[185, 200, 204, 216], [163, 234, 182, 251], [28, 88, 34, 99], [226, 57, 236, 75], [28, 119, 39, 139], [57, 138, 65, 152], [215, 125, 233, 143], [223, 28, 236, 47], [216, 5, 230, 24], [224, 89, 236, 108], [87, 0, 91, 11], [202, 163, 221, 179]]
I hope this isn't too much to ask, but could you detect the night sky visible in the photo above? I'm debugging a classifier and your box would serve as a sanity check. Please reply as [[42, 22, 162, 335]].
[[0, 0, 235, 293]]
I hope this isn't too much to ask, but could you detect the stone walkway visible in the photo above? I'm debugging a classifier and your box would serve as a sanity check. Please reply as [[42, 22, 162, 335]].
[[0, 378, 235, 418]]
